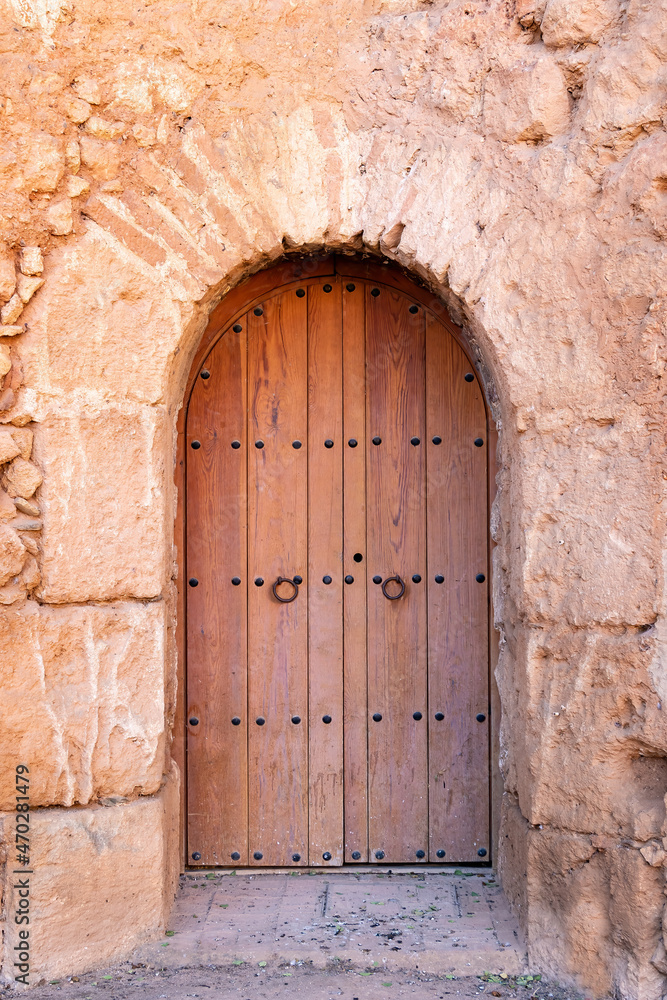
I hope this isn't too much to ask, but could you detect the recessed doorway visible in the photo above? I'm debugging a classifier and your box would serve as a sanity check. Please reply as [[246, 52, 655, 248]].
[[179, 255, 493, 868]]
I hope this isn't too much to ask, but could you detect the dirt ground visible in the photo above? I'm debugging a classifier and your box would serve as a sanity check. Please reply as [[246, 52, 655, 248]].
[[12, 964, 586, 1000]]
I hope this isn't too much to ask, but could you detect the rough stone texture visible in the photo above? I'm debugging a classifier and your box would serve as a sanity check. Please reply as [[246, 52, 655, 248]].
[[0, 599, 167, 810], [0, 766, 180, 983], [0, 0, 664, 994], [34, 406, 169, 602]]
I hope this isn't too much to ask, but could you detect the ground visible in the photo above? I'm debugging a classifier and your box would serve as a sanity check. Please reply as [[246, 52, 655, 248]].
[[3, 870, 588, 998]]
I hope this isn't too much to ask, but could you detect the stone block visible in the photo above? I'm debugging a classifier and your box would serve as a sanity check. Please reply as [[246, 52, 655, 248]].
[[35, 405, 169, 602], [79, 136, 121, 180], [0, 524, 26, 586], [45, 198, 74, 236], [0, 428, 20, 464], [484, 52, 570, 143], [0, 599, 167, 809], [0, 767, 179, 983], [20, 229, 186, 406], [541, 0, 620, 47], [16, 274, 44, 305], [19, 248, 43, 277], [1, 293, 23, 326], [0, 256, 15, 304], [498, 626, 667, 837], [2, 457, 42, 499]]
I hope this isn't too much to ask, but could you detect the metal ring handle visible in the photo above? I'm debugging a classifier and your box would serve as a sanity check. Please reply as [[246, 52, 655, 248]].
[[381, 575, 405, 601], [273, 576, 299, 603]]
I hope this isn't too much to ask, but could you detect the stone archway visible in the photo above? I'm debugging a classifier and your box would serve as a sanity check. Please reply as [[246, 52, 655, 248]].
[[174, 252, 501, 872]]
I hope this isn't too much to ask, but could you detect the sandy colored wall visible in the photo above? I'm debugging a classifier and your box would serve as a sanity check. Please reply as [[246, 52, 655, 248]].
[[0, 0, 665, 994]]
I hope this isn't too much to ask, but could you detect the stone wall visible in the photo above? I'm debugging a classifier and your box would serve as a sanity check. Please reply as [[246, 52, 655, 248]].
[[0, 0, 665, 994]]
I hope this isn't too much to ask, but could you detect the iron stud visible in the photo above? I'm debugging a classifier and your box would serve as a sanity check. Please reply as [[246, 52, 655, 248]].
[[373, 575, 382, 584], [189, 717, 199, 726], [435, 712, 445, 721], [231, 852, 240, 861], [253, 851, 263, 860], [292, 853, 301, 861], [346, 283, 356, 292], [432, 436, 442, 445], [375, 849, 385, 859], [255, 440, 264, 449], [476, 713, 486, 723], [353, 552, 363, 562], [232, 440, 241, 449], [352, 851, 361, 860], [191, 440, 201, 450], [435, 574, 444, 584], [323, 575, 332, 585], [255, 577, 264, 586], [372, 436, 382, 445], [296, 289, 305, 298], [256, 717, 265, 726], [373, 713, 382, 722], [323, 284, 332, 293], [413, 711, 422, 721], [436, 849, 446, 858], [291, 716, 301, 726], [325, 439, 334, 448], [464, 372, 474, 382], [191, 852, 201, 861], [371, 288, 380, 297], [231, 717, 241, 726], [323, 851, 332, 860], [322, 715, 332, 724], [189, 578, 198, 587], [233, 324, 242, 333], [293, 440, 302, 449], [232, 577, 241, 586], [416, 849, 425, 858], [411, 436, 420, 446], [478, 848, 487, 857], [348, 438, 358, 448], [293, 575, 303, 584], [474, 438, 484, 447], [476, 573, 486, 583], [412, 574, 421, 583], [200, 370, 210, 379], [254, 307, 263, 316], [409, 305, 419, 314], [345, 575, 354, 584]]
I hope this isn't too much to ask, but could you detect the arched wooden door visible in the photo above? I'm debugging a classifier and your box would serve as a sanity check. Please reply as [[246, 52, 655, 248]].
[[183, 257, 490, 868]]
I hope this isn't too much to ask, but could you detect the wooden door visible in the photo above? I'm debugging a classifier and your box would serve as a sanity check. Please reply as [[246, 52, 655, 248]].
[[185, 261, 490, 868]]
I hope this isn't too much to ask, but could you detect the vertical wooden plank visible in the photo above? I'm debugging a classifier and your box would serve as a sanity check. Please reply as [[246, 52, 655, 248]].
[[186, 322, 248, 866], [308, 280, 344, 866], [247, 290, 309, 867], [366, 286, 428, 863], [426, 322, 489, 863], [342, 279, 369, 863], [175, 409, 187, 867], [488, 422, 501, 864]]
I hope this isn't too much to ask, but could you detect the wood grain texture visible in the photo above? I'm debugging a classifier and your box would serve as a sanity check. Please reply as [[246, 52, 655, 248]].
[[181, 260, 494, 871], [426, 319, 489, 863], [247, 291, 309, 867], [366, 286, 429, 864], [186, 321, 248, 866], [307, 281, 344, 866], [342, 280, 369, 863]]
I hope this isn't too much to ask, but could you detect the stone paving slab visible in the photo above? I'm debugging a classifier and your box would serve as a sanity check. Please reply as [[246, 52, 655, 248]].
[[136, 868, 526, 976]]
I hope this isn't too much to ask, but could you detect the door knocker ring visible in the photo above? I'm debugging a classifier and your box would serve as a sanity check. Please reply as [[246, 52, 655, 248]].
[[381, 575, 405, 600], [273, 576, 299, 603]]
